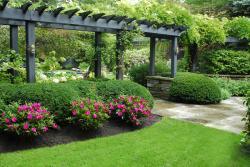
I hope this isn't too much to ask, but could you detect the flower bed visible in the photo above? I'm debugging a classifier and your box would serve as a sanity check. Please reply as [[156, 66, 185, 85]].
[[0, 103, 57, 136], [109, 96, 152, 126], [69, 99, 109, 130]]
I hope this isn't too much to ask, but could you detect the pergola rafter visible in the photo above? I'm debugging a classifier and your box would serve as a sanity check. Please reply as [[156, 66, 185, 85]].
[[0, 1, 187, 82]]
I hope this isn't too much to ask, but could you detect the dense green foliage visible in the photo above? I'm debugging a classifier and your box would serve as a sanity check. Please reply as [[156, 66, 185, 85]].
[[169, 73, 222, 104], [0, 0, 249, 78], [0, 80, 154, 119], [0, 50, 26, 83], [96, 80, 154, 108], [225, 17, 250, 40], [241, 91, 250, 150], [1, 118, 250, 166], [129, 63, 170, 86], [0, 83, 79, 121], [212, 77, 250, 97], [199, 50, 250, 75]]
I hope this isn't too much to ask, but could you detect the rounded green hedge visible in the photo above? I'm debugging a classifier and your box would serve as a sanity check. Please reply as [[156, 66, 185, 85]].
[[0, 80, 154, 120], [96, 80, 154, 108], [169, 73, 222, 104], [0, 83, 79, 121]]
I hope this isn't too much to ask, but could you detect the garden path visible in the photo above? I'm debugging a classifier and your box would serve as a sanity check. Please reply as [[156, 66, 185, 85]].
[[153, 97, 246, 134]]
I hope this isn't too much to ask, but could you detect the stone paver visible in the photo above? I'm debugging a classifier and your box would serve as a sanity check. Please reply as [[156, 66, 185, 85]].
[[153, 97, 247, 134]]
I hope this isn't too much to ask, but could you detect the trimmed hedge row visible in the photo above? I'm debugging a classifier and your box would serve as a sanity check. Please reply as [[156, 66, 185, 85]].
[[199, 50, 250, 75], [169, 73, 222, 104], [0, 80, 154, 121]]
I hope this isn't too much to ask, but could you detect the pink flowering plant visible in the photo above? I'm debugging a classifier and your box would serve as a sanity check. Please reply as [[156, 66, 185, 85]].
[[109, 96, 152, 126], [69, 99, 109, 130], [0, 102, 57, 136]]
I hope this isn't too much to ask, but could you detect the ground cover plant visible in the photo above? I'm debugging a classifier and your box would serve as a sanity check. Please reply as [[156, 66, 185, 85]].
[[109, 96, 152, 126], [0, 118, 249, 167], [169, 72, 222, 104], [0, 102, 57, 136]]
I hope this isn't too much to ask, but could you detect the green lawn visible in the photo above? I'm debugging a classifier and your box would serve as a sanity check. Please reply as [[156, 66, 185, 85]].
[[0, 118, 249, 167]]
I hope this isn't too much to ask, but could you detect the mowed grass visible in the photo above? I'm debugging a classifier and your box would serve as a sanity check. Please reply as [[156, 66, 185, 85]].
[[0, 118, 249, 167]]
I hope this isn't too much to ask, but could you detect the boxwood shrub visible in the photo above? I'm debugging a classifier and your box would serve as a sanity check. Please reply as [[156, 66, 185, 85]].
[[96, 80, 154, 108], [0, 83, 79, 121], [0, 80, 154, 120], [169, 73, 222, 104]]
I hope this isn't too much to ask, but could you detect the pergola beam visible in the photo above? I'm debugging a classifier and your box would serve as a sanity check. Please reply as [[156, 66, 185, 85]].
[[35, 5, 48, 16], [64, 8, 80, 18], [21, 2, 32, 13], [52, 7, 65, 17], [0, 7, 182, 37], [0, 19, 118, 34], [79, 11, 92, 20]]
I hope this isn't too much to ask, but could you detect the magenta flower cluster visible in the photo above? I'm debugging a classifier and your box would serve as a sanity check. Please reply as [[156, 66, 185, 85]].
[[0, 102, 57, 136], [70, 99, 109, 129], [109, 96, 152, 126]]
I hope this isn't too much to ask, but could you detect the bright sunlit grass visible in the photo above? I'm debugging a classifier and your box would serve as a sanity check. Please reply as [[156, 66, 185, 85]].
[[0, 118, 249, 167]]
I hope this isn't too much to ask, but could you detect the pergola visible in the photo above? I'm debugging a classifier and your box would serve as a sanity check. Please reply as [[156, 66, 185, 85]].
[[0, 1, 187, 83]]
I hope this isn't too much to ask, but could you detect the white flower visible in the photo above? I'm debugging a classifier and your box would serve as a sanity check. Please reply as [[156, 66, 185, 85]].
[[40, 74, 48, 80], [60, 77, 67, 82], [52, 78, 60, 83], [71, 76, 77, 80], [77, 75, 84, 79]]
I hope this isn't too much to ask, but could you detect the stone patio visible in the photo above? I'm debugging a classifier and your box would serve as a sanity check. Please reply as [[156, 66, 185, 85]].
[[153, 97, 247, 134]]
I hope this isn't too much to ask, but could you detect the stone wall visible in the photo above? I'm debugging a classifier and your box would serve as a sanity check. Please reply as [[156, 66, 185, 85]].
[[146, 76, 173, 100]]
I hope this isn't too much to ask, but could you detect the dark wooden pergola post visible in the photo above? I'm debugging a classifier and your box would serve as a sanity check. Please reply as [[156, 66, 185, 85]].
[[94, 32, 102, 78], [116, 33, 124, 80], [149, 37, 156, 76], [10, 25, 18, 52], [170, 37, 178, 78], [25, 21, 36, 83], [9, 25, 19, 83]]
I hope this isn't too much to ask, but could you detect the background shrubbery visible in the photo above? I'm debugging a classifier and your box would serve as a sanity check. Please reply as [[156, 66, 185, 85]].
[[241, 91, 250, 150], [169, 73, 222, 104], [199, 50, 250, 75], [212, 77, 250, 97], [129, 63, 170, 86]]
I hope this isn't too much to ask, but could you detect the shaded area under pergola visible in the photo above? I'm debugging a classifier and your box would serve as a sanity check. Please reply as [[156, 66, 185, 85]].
[[0, 1, 187, 83]]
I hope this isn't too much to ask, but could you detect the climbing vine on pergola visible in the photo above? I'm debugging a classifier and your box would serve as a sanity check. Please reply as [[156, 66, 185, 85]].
[[0, 0, 186, 83]]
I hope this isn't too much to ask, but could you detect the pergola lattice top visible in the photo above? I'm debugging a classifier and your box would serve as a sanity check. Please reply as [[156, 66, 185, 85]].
[[0, 1, 186, 38], [0, 0, 186, 83]]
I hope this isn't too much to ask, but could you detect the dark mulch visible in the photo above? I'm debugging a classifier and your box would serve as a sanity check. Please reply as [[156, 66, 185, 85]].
[[0, 115, 162, 153]]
